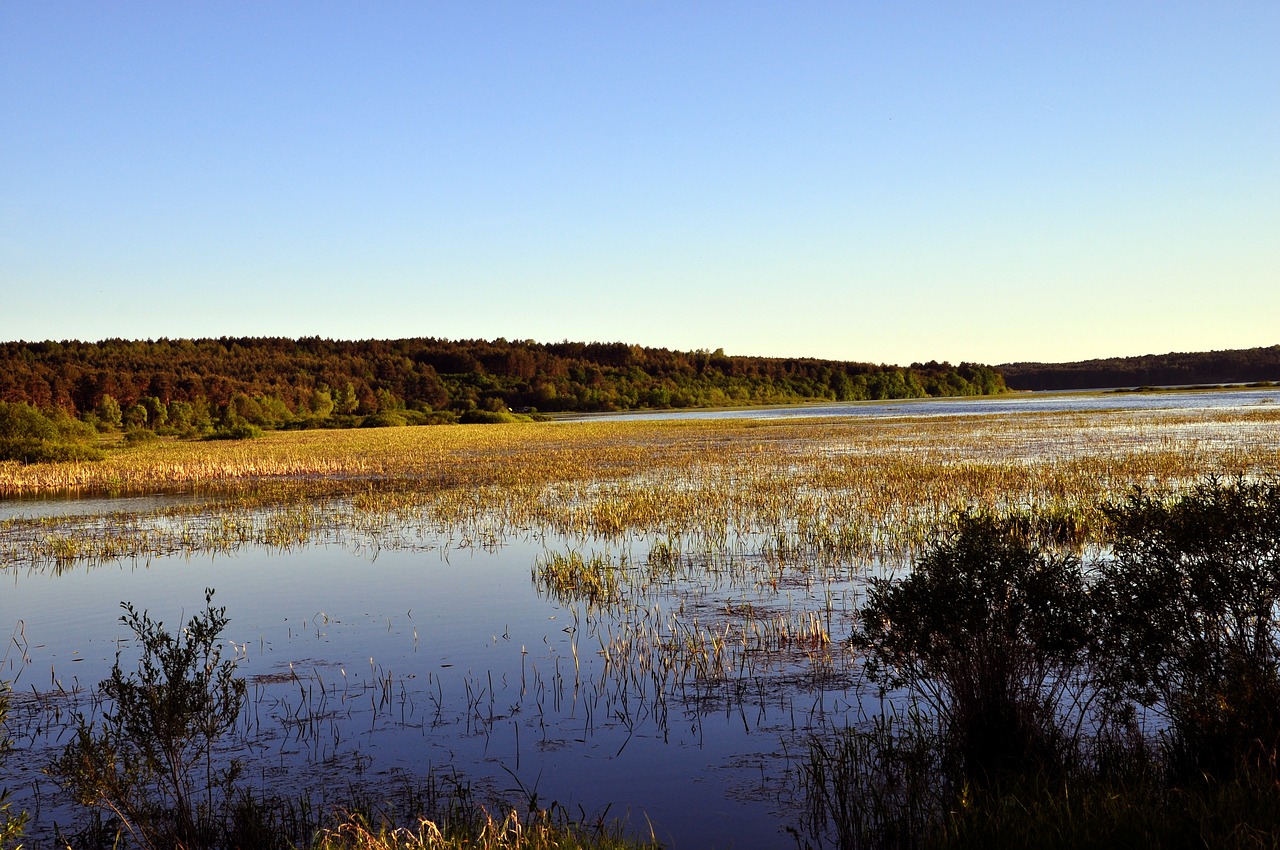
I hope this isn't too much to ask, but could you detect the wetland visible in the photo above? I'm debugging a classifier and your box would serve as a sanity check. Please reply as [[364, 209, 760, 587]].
[[3, 389, 1280, 848]]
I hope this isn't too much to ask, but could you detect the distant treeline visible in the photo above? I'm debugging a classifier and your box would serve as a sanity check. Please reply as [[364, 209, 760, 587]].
[[998, 345, 1280, 391], [0, 337, 1007, 432]]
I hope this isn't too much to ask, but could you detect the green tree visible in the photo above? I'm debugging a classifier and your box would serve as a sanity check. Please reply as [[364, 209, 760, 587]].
[[0, 401, 104, 463], [123, 403, 149, 430], [95, 394, 124, 430], [139, 396, 168, 429]]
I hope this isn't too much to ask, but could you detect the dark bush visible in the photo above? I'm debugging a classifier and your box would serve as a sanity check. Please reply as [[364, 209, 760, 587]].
[[1095, 476, 1280, 782], [852, 511, 1094, 783]]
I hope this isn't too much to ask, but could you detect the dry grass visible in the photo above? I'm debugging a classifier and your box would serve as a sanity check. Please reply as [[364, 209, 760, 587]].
[[315, 809, 657, 850]]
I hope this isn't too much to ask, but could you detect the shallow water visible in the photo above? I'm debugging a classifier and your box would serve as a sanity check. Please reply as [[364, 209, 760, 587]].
[[3, 534, 864, 848], [561, 386, 1280, 422]]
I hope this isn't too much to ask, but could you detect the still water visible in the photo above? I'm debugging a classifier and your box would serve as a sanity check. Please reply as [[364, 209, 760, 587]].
[[560, 386, 1280, 422], [3, 534, 852, 848]]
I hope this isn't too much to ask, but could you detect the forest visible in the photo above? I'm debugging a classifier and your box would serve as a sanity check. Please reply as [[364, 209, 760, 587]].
[[0, 336, 1006, 433], [998, 344, 1280, 391]]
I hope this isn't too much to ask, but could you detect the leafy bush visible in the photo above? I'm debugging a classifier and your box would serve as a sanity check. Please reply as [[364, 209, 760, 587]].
[[0, 400, 104, 463], [1095, 476, 1280, 782], [359, 411, 409, 428], [852, 511, 1094, 782], [52, 589, 246, 849], [459, 409, 527, 424], [123, 427, 158, 444], [206, 421, 263, 440]]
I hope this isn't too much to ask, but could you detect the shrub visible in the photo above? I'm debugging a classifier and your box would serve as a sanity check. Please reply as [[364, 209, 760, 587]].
[[360, 411, 409, 428], [206, 422, 263, 440], [1095, 476, 1280, 782], [123, 427, 158, 444], [52, 589, 246, 849], [852, 511, 1093, 783], [459, 409, 525, 425], [0, 400, 104, 463]]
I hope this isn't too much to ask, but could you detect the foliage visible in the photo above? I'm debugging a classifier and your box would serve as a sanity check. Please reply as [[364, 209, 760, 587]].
[[1000, 343, 1280, 391], [52, 589, 247, 849], [852, 511, 1094, 781], [1095, 476, 1280, 782], [933, 768, 1280, 850], [458, 409, 525, 425], [361, 411, 410, 428], [123, 427, 158, 444], [206, 421, 263, 440], [0, 337, 1008, 429], [0, 400, 103, 463]]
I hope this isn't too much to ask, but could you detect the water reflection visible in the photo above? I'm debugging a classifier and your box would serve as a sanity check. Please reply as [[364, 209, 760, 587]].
[[5, 535, 864, 848]]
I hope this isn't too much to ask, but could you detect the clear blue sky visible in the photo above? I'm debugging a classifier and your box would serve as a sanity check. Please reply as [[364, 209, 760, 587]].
[[2, 2, 1276, 366]]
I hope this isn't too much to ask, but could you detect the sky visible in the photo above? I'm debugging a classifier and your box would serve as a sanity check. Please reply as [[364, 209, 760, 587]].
[[2, 2, 1277, 366]]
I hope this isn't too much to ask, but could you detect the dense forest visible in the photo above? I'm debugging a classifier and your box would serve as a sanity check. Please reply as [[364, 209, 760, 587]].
[[0, 337, 1006, 433], [998, 345, 1280, 391]]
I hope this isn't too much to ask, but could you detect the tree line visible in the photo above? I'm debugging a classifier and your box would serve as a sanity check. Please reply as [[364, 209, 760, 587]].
[[998, 344, 1280, 391], [0, 337, 1007, 433]]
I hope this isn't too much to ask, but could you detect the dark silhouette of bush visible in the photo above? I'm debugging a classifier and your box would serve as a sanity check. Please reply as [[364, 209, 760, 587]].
[[852, 512, 1094, 784], [1095, 476, 1280, 783]]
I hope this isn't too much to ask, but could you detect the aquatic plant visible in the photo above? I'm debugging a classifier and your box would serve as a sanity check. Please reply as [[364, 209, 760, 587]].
[[0, 680, 27, 849]]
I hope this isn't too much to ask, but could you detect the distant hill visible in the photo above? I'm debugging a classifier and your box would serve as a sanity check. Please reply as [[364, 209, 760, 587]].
[[0, 337, 1007, 430], [997, 345, 1280, 391]]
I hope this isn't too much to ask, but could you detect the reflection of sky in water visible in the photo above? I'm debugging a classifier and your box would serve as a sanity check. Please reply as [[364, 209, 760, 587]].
[[5, 538, 842, 848]]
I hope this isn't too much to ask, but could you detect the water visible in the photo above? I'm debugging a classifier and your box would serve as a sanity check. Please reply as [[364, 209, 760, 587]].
[[559, 386, 1280, 422], [3, 536, 852, 848]]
